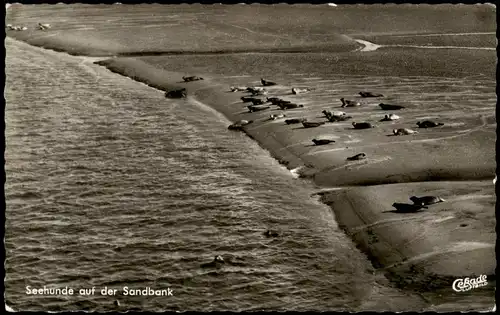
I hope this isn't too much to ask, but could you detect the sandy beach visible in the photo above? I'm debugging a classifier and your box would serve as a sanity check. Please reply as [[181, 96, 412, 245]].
[[5, 3, 496, 311]]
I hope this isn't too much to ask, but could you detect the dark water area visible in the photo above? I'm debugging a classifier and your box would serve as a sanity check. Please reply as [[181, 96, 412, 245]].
[[4, 37, 495, 312]]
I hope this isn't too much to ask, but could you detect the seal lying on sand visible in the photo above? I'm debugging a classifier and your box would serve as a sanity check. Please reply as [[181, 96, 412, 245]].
[[201, 255, 225, 268], [285, 118, 305, 125], [359, 91, 384, 98], [380, 114, 400, 121], [230, 86, 248, 92], [248, 104, 270, 112], [347, 153, 367, 161], [416, 120, 444, 128], [302, 121, 325, 128], [165, 88, 187, 98], [392, 203, 428, 213], [280, 103, 304, 110], [341, 98, 361, 107], [352, 122, 374, 129], [324, 110, 352, 122], [410, 196, 446, 206], [379, 103, 405, 110], [182, 76, 203, 82], [228, 120, 253, 131], [38, 22, 51, 30], [312, 138, 335, 145], [269, 113, 286, 120], [292, 87, 312, 94], [261, 78, 277, 86], [393, 128, 418, 135], [250, 99, 267, 105]]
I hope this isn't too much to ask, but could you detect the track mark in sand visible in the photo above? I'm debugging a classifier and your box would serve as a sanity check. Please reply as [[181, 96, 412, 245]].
[[445, 194, 494, 202], [321, 156, 392, 173], [391, 32, 496, 37], [350, 215, 428, 234], [383, 241, 495, 270]]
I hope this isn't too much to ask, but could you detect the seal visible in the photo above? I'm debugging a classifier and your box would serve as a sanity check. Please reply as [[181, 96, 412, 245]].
[[409, 196, 446, 206], [241, 96, 259, 103], [379, 103, 405, 110], [416, 120, 444, 128], [392, 203, 428, 213], [38, 22, 51, 30], [261, 78, 277, 86], [346, 153, 367, 161], [302, 121, 325, 128], [230, 86, 248, 92], [281, 103, 304, 110], [325, 110, 352, 122], [264, 230, 280, 237], [285, 118, 305, 125], [352, 122, 374, 129], [165, 88, 187, 99], [340, 98, 361, 107], [228, 120, 253, 131], [269, 113, 286, 120], [292, 87, 312, 94], [250, 98, 267, 105], [393, 128, 418, 135], [247, 86, 265, 93], [182, 76, 203, 82], [380, 114, 400, 121], [312, 138, 335, 145], [248, 104, 271, 112], [359, 91, 384, 98], [201, 255, 225, 268]]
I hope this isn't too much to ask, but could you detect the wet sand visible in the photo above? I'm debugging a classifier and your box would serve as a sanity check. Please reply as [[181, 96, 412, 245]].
[[5, 2, 496, 301]]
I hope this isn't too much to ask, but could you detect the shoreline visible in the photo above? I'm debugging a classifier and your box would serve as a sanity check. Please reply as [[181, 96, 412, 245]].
[[5, 36, 496, 292]]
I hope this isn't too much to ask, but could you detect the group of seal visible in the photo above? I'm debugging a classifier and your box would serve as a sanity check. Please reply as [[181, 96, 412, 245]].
[[6, 24, 28, 31]]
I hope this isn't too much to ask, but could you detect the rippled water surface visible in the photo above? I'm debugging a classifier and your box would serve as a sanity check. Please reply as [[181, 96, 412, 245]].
[[4, 38, 494, 312]]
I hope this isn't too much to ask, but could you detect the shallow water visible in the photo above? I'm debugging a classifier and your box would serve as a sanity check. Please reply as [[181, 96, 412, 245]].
[[4, 38, 494, 312]]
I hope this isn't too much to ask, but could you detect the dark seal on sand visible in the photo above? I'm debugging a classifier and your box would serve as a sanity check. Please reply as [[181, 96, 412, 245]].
[[352, 122, 374, 129], [410, 196, 446, 206], [285, 118, 304, 125], [261, 78, 277, 86], [312, 138, 335, 145], [392, 203, 428, 213], [379, 103, 405, 110], [228, 120, 253, 131], [416, 121, 444, 128], [165, 88, 187, 98], [359, 91, 384, 98], [346, 153, 367, 161], [302, 121, 325, 128], [182, 76, 204, 82]]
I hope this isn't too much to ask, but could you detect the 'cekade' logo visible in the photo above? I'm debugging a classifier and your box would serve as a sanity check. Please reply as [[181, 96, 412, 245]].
[[452, 275, 488, 292]]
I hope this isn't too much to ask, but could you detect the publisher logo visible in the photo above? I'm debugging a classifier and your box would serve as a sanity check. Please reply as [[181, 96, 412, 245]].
[[452, 275, 488, 292]]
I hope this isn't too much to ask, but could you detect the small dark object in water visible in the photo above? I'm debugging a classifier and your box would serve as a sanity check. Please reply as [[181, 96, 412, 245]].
[[285, 118, 304, 125], [201, 255, 225, 268], [392, 203, 428, 213], [416, 121, 444, 128], [182, 75, 203, 82], [261, 78, 277, 86], [379, 103, 405, 110], [359, 91, 384, 98], [248, 105, 270, 112], [410, 196, 445, 206], [165, 88, 187, 98], [264, 230, 279, 237], [346, 153, 367, 161], [312, 139, 335, 145], [352, 122, 374, 129], [302, 121, 325, 128]]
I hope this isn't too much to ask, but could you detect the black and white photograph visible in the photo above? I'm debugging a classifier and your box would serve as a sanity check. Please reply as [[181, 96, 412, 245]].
[[4, 1, 497, 312]]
